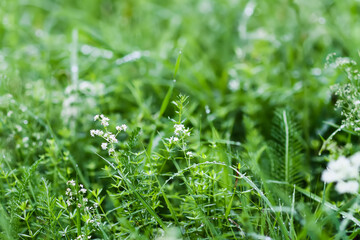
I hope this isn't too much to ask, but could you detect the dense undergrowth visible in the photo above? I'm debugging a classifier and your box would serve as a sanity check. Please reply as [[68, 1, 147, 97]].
[[1, 0, 360, 239]]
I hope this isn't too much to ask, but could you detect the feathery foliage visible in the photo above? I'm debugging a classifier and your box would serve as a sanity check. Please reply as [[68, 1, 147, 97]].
[[267, 109, 305, 194]]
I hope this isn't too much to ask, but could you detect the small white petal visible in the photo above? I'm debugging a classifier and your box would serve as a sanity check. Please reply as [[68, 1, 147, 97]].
[[350, 152, 360, 168], [322, 170, 341, 183], [335, 181, 359, 194]]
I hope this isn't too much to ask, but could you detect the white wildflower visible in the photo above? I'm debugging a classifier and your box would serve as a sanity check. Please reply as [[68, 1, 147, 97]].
[[94, 114, 110, 126], [90, 130, 95, 137], [108, 134, 118, 143], [335, 180, 359, 194], [321, 170, 341, 183], [101, 117, 109, 127], [79, 188, 87, 194], [15, 125, 22, 132], [186, 151, 194, 157], [67, 180, 76, 186], [174, 124, 185, 135], [116, 124, 128, 132], [322, 156, 356, 183], [322, 154, 360, 194], [350, 152, 360, 169], [108, 148, 115, 155], [334, 57, 354, 67], [76, 235, 84, 240], [184, 129, 190, 136], [103, 132, 118, 143], [168, 136, 179, 144], [90, 129, 104, 137], [121, 124, 128, 131], [101, 143, 108, 150], [173, 123, 191, 137], [205, 105, 211, 114]]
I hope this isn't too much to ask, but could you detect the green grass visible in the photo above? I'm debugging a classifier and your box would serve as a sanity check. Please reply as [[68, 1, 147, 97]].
[[1, 0, 360, 239]]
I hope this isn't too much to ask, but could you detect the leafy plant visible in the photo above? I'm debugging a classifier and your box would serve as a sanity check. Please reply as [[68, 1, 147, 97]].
[[266, 109, 306, 196], [2, 0, 360, 239]]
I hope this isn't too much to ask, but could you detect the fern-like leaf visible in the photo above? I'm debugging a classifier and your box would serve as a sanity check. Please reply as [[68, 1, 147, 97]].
[[267, 109, 305, 194]]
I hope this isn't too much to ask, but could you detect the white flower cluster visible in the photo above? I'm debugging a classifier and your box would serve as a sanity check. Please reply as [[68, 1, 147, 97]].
[[90, 129, 103, 137], [322, 152, 360, 194], [94, 114, 109, 127], [103, 132, 118, 144], [186, 151, 194, 158], [90, 114, 128, 155], [326, 53, 357, 71], [65, 181, 89, 207], [174, 124, 190, 136], [67, 179, 76, 186], [331, 83, 360, 132], [167, 123, 191, 145], [168, 136, 179, 144], [64, 180, 102, 231], [75, 235, 92, 240], [116, 124, 128, 132], [334, 57, 356, 68], [326, 54, 360, 133]]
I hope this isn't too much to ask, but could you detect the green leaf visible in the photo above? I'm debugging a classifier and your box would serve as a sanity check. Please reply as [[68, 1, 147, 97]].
[[267, 109, 305, 195]]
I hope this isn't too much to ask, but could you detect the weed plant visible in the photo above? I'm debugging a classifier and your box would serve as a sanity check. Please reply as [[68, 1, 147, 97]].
[[2, 0, 360, 239]]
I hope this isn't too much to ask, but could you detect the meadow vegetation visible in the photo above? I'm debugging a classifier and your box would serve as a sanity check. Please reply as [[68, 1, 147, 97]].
[[1, 0, 360, 239]]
